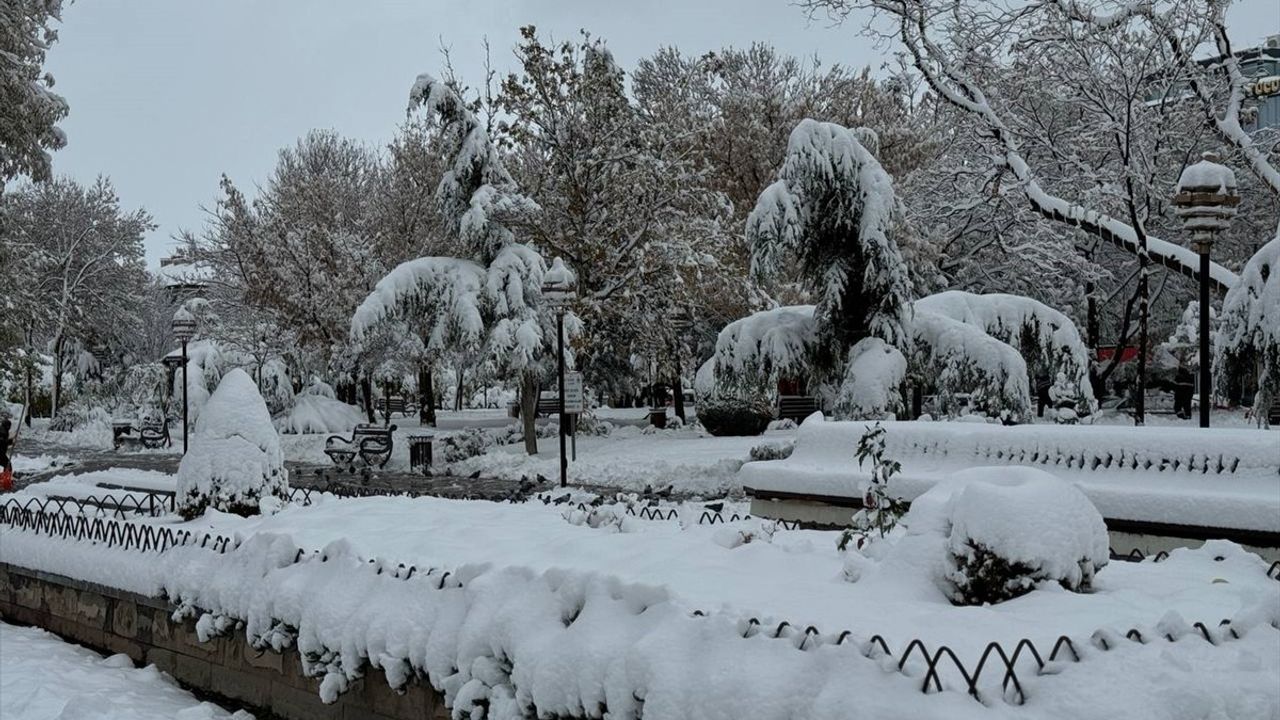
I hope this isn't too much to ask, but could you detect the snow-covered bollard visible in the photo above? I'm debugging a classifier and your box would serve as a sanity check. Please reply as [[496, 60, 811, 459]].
[[908, 466, 1109, 605], [175, 368, 290, 520]]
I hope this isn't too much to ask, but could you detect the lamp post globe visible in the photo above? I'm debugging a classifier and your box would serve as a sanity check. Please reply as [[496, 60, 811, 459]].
[[540, 257, 577, 488], [171, 308, 198, 453], [1172, 151, 1239, 429]]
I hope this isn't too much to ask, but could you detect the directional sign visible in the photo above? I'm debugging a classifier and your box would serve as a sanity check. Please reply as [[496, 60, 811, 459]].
[[563, 372, 585, 414]]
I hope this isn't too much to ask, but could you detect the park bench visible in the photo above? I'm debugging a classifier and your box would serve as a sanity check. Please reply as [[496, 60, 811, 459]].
[[325, 424, 396, 470], [112, 419, 171, 451], [508, 393, 562, 418], [777, 395, 821, 423], [379, 395, 413, 420]]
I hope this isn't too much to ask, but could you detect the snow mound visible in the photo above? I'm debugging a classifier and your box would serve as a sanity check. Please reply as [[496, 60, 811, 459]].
[[176, 369, 288, 519], [274, 394, 363, 435], [834, 337, 907, 419], [906, 466, 1109, 604]]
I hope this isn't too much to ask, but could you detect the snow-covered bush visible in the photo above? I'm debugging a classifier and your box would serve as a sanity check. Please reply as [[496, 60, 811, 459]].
[[175, 368, 289, 520], [905, 466, 1108, 605], [439, 427, 495, 464], [1217, 234, 1279, 426], [911, 310, 1031, 422], [697, 394, 773, 436], [712, 305, 818, 396], [749, 439, 794, 462], [273, 387, 363, 435], [832, 337, 907, 419], [1048, 372, 1079, 424], [915, 291, 1095, 416]]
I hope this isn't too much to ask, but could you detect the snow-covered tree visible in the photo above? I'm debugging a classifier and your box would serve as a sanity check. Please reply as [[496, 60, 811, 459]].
[[175, 368, 289, 520], [1, 0, 68, 183], [746, 119, 913, 393], [1, 177, 150, 418], [1217, 234, 1280, 426], [914, 292, 1095, 415], [713, 305, 817, 397], [352, 73, 549, 453], [911, 310, 1032, 422], [499, 29, 737, 393]]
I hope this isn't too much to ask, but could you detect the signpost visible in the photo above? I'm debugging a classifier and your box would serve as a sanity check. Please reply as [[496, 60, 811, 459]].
[[564, 372, 583, 461], [563, 372, 584, 414]]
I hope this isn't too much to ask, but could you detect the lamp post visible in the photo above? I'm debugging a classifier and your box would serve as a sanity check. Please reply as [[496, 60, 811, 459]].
[[171, 308, 198, 453], [541, 258, 577, 487], [1172, 151, 1239, 429]]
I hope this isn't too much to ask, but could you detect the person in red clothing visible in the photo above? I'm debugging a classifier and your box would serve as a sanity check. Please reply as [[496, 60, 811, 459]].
[[0, 408, 13, 491]]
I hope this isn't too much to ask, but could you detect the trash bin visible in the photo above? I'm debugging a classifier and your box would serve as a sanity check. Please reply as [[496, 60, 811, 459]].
[[648, 408, 667, 429], [407, 433, 434, 474]]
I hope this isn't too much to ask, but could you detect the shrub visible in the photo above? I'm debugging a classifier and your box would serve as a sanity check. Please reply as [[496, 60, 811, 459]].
[[935, 467, 1108, 605], [749, 440, 794, 462], [175, 369, 289, 520], [698, 395, 773, 437]]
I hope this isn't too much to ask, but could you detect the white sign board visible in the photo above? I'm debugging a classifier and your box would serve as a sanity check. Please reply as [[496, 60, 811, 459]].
[[563, 372, 585, 414]]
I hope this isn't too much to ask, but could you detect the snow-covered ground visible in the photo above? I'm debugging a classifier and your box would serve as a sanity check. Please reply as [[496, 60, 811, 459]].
[[3, 492, 1276, 719], [11, 453, 74, 476], [0, 621, 249, 720], [449, 424, 792, 495]]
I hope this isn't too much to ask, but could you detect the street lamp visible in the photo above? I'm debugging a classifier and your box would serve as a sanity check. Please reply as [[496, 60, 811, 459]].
[[1172, 151, 1239, 429], [541, 257, 577, 488], [171, 308, 198, 453]]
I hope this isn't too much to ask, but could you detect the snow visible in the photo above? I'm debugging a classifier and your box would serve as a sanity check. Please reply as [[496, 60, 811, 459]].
[[450, 425, 796, 494], [740, 419, 1280, 532], [911, 309, 1032, 420], [175, 368, 288, 517], [273, 394, 364, 435], [3, 493, 1278, 718], [917, 466, 1110, 592], [1217, 232, 1280, 424], [0, 622, 249, 720], [712, 305, 817, 389], [153, 260, 213, 288], [1176, 154, 1239, 194], [915, 291, 1095, 412], [834, 337, 907, 419], [11, 453, 73, 475]]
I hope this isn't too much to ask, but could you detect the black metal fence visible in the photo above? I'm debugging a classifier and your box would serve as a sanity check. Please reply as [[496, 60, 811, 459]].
[[1, 495, 1278, 706]]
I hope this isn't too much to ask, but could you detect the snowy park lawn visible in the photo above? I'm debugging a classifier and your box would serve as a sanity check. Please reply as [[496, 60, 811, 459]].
[[448, 424, 792, 494], [0, 621, 248, 720]]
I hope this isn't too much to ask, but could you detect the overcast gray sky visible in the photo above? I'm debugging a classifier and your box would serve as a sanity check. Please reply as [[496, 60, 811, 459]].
[[42, 0, 1279, 267]]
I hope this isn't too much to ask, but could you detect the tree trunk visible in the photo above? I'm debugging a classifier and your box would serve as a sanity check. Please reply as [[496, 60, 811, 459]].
[[672, 358, 686, 424], [454, 367, 465, 412], [51, 334, 64, 419], [520, 371, 539, 456], [23, 327, 34, 427], [421, 367, 437, 427], [1085, 281, 1104, 400], [360, 375, 376, 424]]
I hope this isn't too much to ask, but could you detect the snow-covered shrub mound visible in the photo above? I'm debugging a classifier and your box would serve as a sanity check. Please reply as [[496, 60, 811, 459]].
[[273, 394, 363, 435], [176, 368, 289, 520], [749, 439, 794, 462], [697, 394, 773, 436], [906, 466, 1108, 605], [833, 337, 907, 419]]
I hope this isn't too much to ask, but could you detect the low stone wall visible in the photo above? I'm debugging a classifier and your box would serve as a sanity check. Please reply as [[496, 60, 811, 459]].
[[0, 562, 446, 720]]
